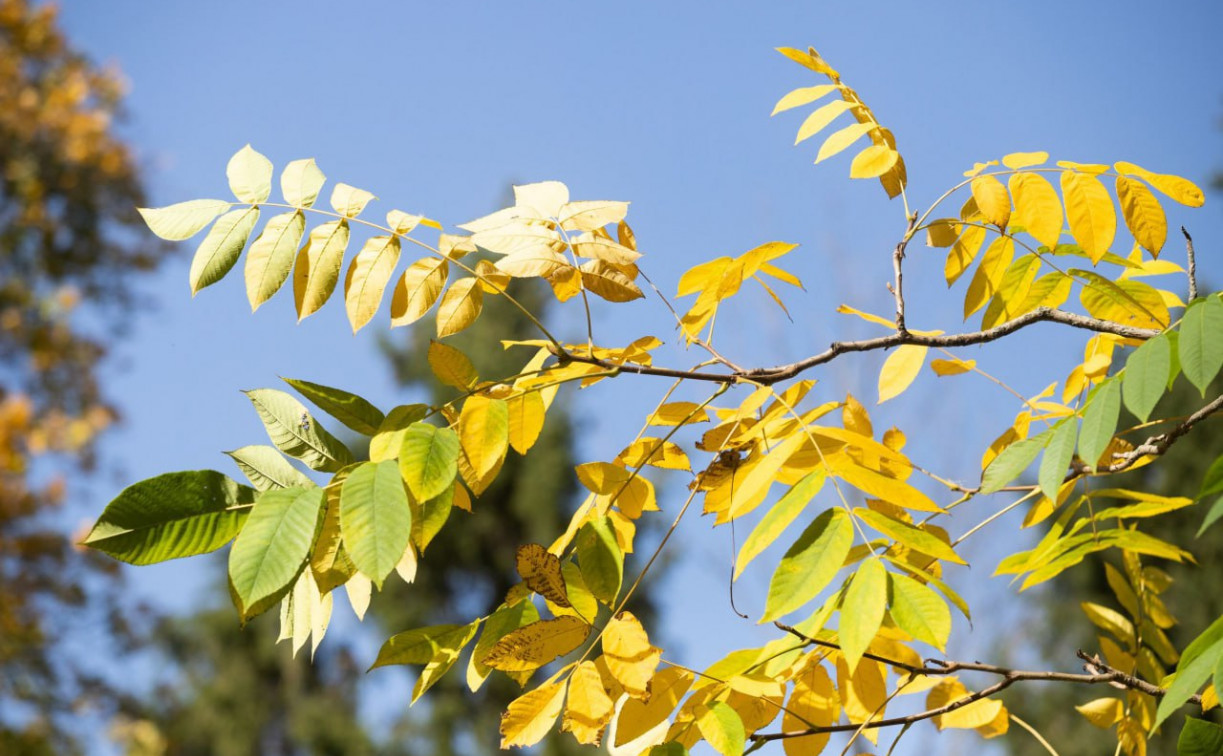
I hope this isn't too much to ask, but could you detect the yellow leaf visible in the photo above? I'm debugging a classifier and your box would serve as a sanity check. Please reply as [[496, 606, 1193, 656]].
[[849, 144, 898, 179], [330, 183, 376, 218], [927, 678, 1004, 730], [473, 259, 510, 294], [1002, 151, 1049, 169], [427, 340, 477, 390], [677, 257, 732, 297], [386, 209, 441, 235], [975, 706, 1010, 738], [836, 656, 887, 731], [930, 358, 975, 376], [925, 219, 959, 248], [970, 174, 1011, 228], [546, 264, 583, 302], [580, 260, 645, 302], [602, 611, 661, 699], [794, 99, 852, 144], [227, 144, 273, 204], [945, 223, 986, 286], [825, 452, 941, 512], [836, 304, 894, 329], [839, 558, 887, 671], [571, 234, 641, 266], [1061, 171, 1117, 263], [1009, 173, 1063, 248], [495, 247, 571, 278], [390, 257, 448, 327], [245, 211, 305, 311], [293, 220, 350, 321], [776, 45, 840, 77], [878, 345, 928, 403], [815, 121, 874, 163], [981, 254, 1041, 329], [1116, 176, 1167, 256], [771, 83, 839, 115], [782, 662, 837, 756], [617, 438, 690, 471], [1075, 696, 1124, 728], [436, 277, 483, 338], [728, 433, 807, 520], [1056, 160, 1109, 175], [482, 616, 591, 672], [452, 482, 472, 513], [344, 235, 401, 332], [514, 181, 569, 217], [507, 391, 546, 454], [516, 543, 570, 607], [470, 222, 562, 257], [613, 667, 693, 747], [648, 402, 710, 427], [963, 237, 1014, 318], [457, 205, 542, 234], [500, 680, 568, 748], [558, 200, 630, 232], [1115, 161, 1204, 207], [962, 160, 999, 178], [459, 395, 509, 480], [563, 661, 615, 745]]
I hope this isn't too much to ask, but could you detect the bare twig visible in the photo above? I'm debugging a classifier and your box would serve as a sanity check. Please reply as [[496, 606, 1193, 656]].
[[561, 308, 1160, 386], [1106, 393, 1223, 472], [892, 213, 918, 333], [757, 625, 1202, 743], [1183, 226, 1198, 302]]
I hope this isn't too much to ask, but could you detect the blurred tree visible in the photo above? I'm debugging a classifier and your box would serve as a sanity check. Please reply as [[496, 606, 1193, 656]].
[[0, 0, 162, 752]]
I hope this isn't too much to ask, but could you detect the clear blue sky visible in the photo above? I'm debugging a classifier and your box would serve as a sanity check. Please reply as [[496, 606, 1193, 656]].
[[58, 2, 1223, 753]]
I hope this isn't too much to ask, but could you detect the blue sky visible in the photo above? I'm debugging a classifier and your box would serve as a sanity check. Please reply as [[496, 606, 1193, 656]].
[[57, 1, 1223, 752]]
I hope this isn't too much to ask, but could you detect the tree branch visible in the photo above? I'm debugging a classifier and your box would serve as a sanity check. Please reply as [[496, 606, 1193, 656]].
[[756, 625, 1202, 743], [1183, 226, 1198, 302], [560, 308, 1160, 386], [1105, 393, 1223, 472]]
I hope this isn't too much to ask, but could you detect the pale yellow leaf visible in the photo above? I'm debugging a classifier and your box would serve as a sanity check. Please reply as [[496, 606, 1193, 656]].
[[227, 144, 273, 204], [1075, 697, 1124, 728], [514, 181, 569, 217], [571, 234, 642, 266], [330, 183, 376, 218], [471, 222, 562, 257], [836, 304, 894, 329], [558, 200, 630, 232], [878, 345, 927, 403], [602, 611, 661, 699], [456, 205, 544, 234], [495, 247, 570, 278], [613, 667, 693, 747], [500, 680, 568, 748], [436, 277, 483, 338], [390, 257, 448, 327], [771, 83, 838, 115], [648, 402, 710, 427], [280, 158, 325, 208], [386, 209, 441, 235], [346, 572, 371, 620], [562, 661, 615, 745], [617, 438, 690, 471], [245, 210, 305, 311], [794, 99, 852, 145]]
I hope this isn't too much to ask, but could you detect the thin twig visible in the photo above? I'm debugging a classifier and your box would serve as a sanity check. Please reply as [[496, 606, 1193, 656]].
[[1106, 393, 1223, 472], [1182, 226, 1198, 302], [892, 213, 917, 333], [757, 626, 1202, 743]]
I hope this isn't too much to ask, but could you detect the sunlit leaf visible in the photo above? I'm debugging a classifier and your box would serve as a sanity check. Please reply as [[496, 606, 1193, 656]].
[[330, 183, 376, 218], [695, 701, 745, 756], [840, 558, 887, 670], [888, 572, 951, 650], [398, 422, 460, 502], [436, 277, 484, 338], [501, 680, 568, 749], [281, 377, 385, 436], [482, 616, 591, 672], [245, 211, 306, 310], [772, 83, 838, 115], [878, 344, 928, 403], [558, 200, 630, 232], [280, 158, 325, 208], [577, 516, 623, 604], [190, 206, 259, 294], [459, 395, 509, 480], [1116, 176, 1167, 256], [1009, 172, 1062, 247], [245, 389, 353, 472], [1061, 170, 1116, 263], [391, 257, 448, 327], [340, 460, 411, 588], [344, 235, 401, 332], [516, 543, 570, 607], [815, 121, 873, 163], [138, 199, 231, 241], [1079, 377, 1121, 469], [84, 470, 255, 565], [970, 174, 1011, 228], [736, 470, 826, 579], [794, 99, 852, 144], [1115, 161, 1205, 207], [854, 507, 965, 565], [762, 508, 852, 622], [227, 144, 273, 204], [293, 220, 350, 321], [226, 445, 314, 491], [1002, 151, 1048, 169], [563, 661, 615, 744], [1038, 418, 1077, 501], [228, 486, 325, 619]]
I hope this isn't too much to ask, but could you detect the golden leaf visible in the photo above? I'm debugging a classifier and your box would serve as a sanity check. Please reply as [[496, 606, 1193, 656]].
[[1116, 176, 1167, 256], [970, 174, 1011, 228], [815, 121, 874, 163], [1001, 151, 1049, 169], [782, 662, 837, 756], [614, 667, 694, 746], [514, 180, 569, 218], [849, 144, 898, 178], [1009, 172, 1062, 248], [877, 345, 928, 404], [602, 612, 661, 699], [427, 340, 477, 390], [500, 680, 568, 748], [930, 358, 975, 376], [1061, 171, 1116, 263], [390, 257, 448, 327], [458, 395, 509, 480], [617, 438, 690, 471], [436, 277, 483, 338], [562, 661, 615, 745], [927, 678, 1004, 730], [507, 391, 546, 454], [482, 616, 591, 672]]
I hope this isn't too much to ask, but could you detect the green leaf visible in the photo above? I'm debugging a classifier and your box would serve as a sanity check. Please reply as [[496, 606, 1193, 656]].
[[854, 507, 966, 565], [762, 508, 853, 622], [980, 431, 1051, 494], [1079, 377, 1121, 469], [647, 744, 689, 756], [1038, 418, 1078, 501], [1198, 455, 1223, 500], [372, 621, 481, 705], [695, 701, 745, 756], [840, 557, 888, 670], [1178, 718, 1223, 756], [1123, 334, 1171, 422], [1179, 297, 1223, 396], [282, 377, 385, 436], [138, 199, 231, 241], [245, 210, 306, 310], [228, 486, 325, 619], [576, 516, 623, 605], [227, 144, 273, 203], [888, 572, 951, 650], [245, 388, 353, 472], [340, 460, 411, 588], [1198, 496, 1223, 538], [411, 482, 453, 554], [190, 206, 259, 294], [83, 470, 255, 565], [280, 158, 325, 208], [369, 404, 429, 463], [735, 469, 826, 579], [225, 445, 314, 491], [398, 422, 460, 501], [1154, 614, 1223, 732]]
